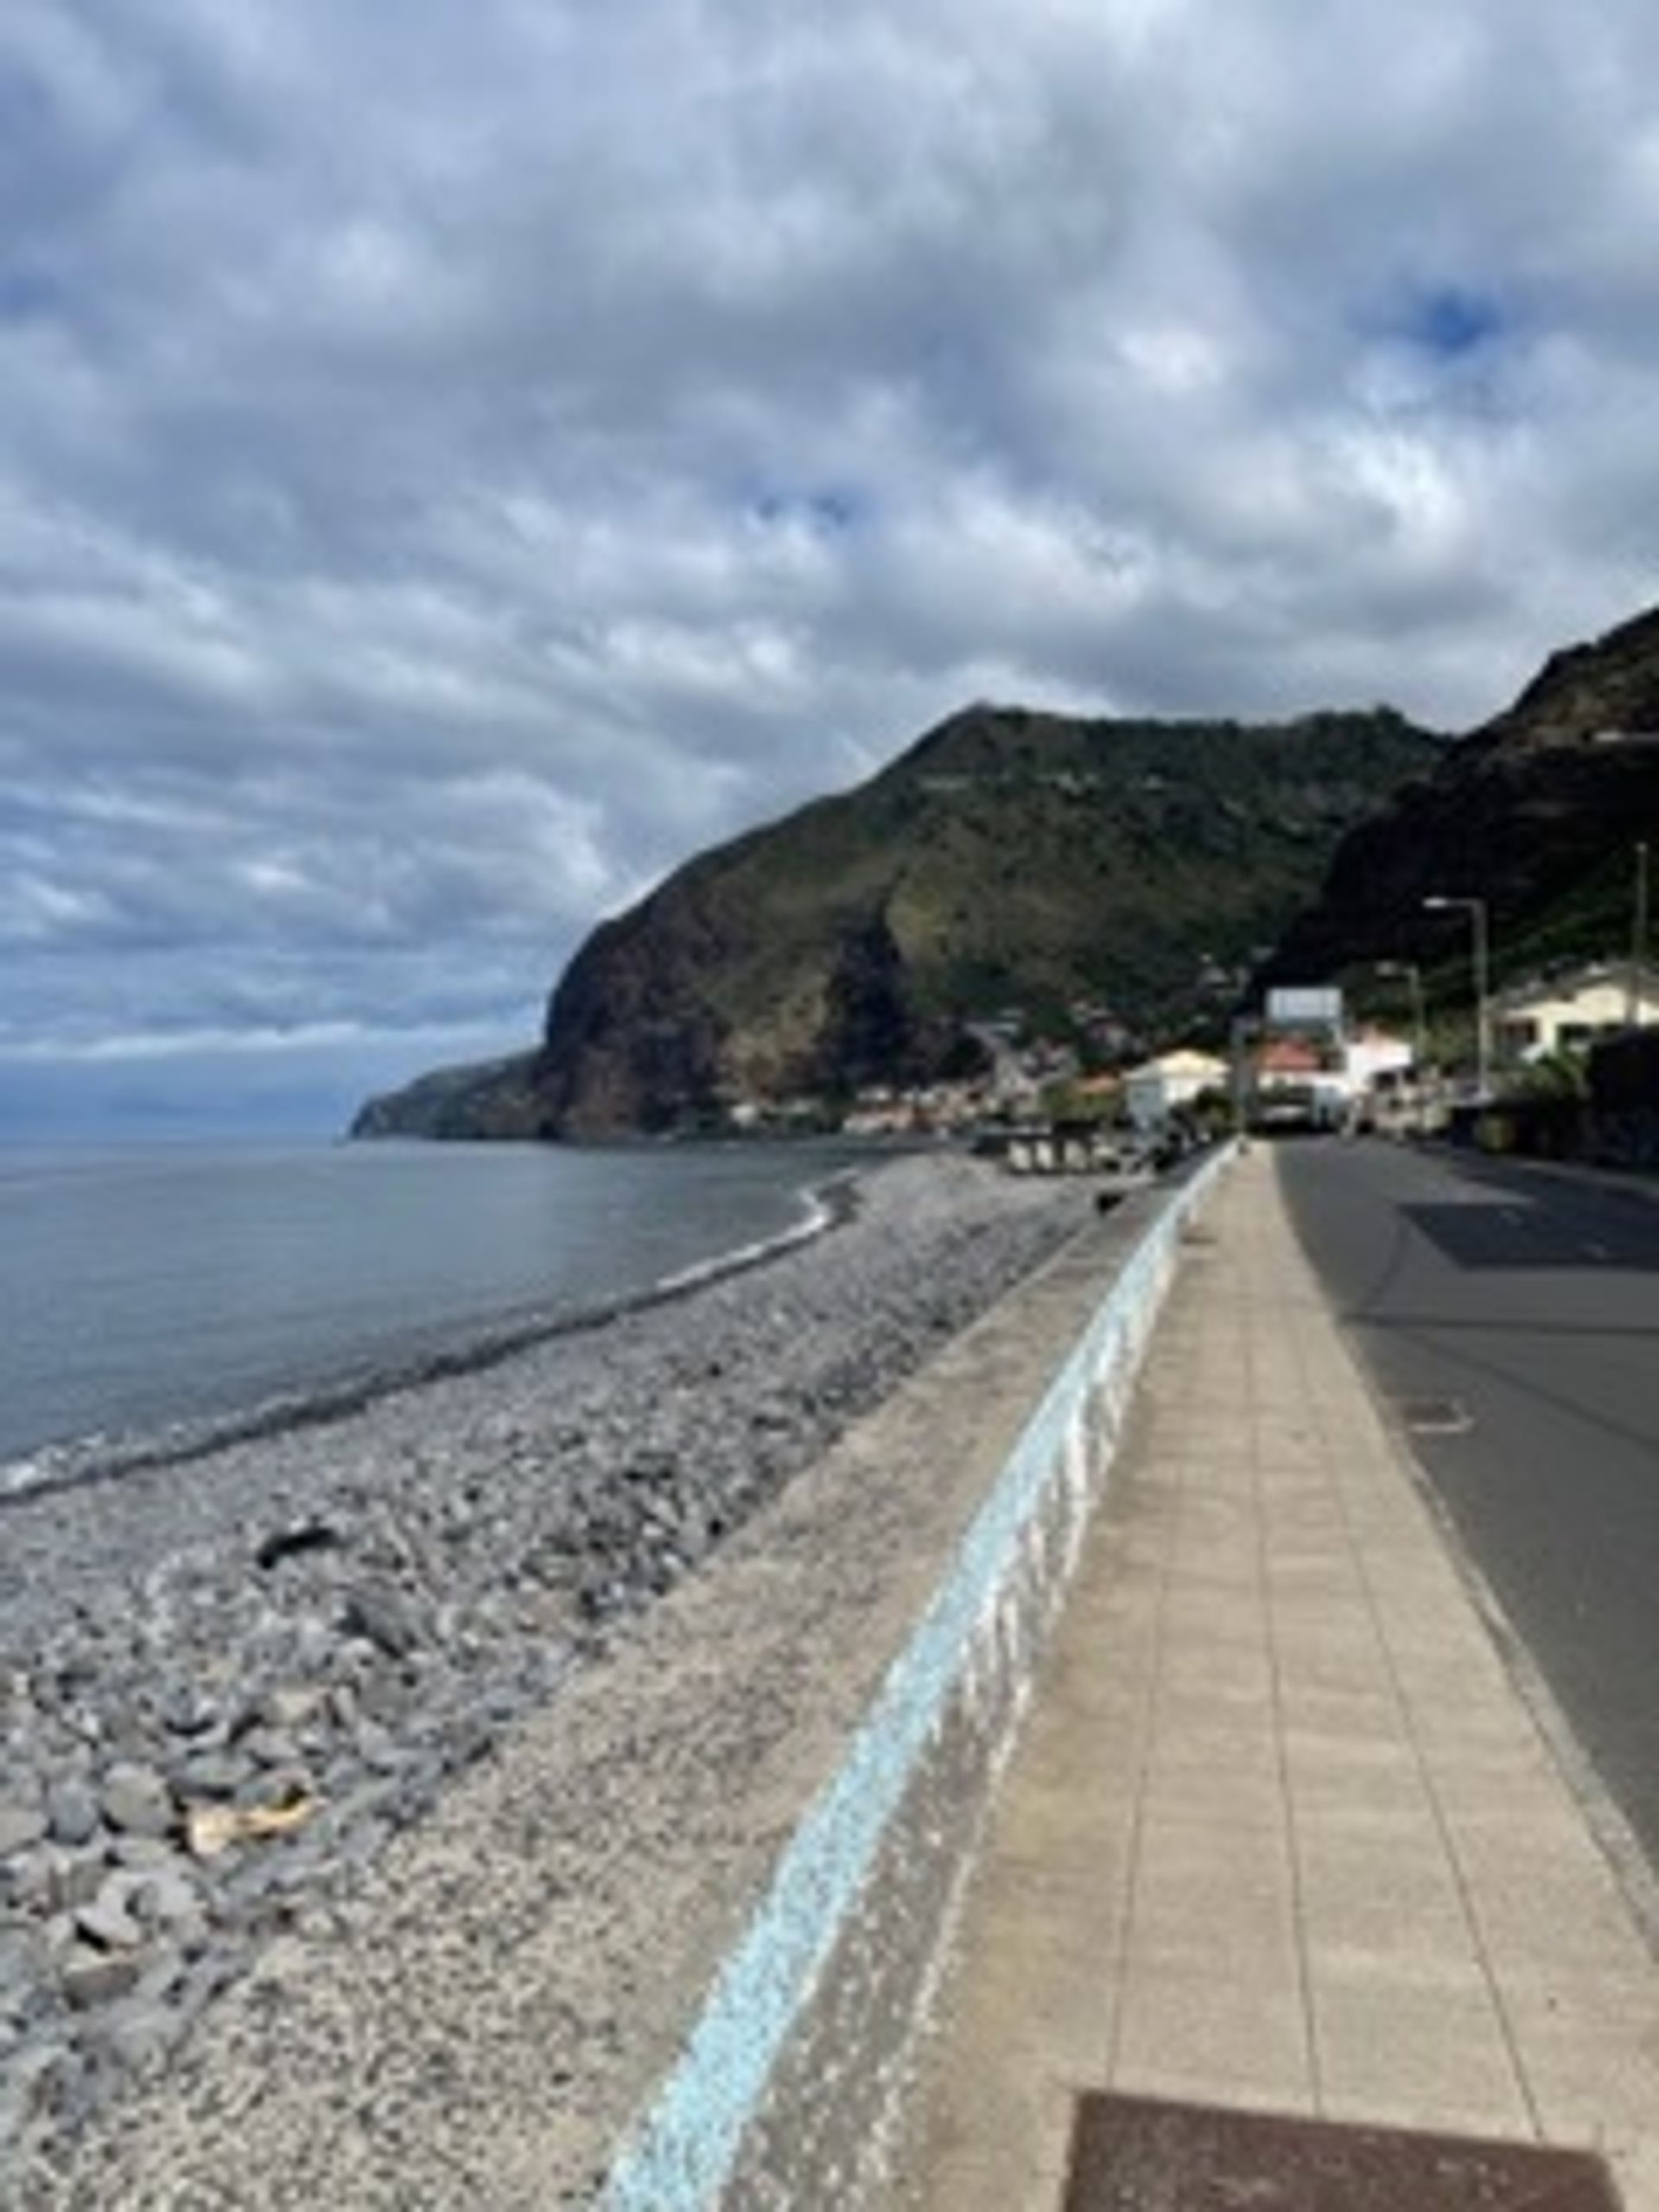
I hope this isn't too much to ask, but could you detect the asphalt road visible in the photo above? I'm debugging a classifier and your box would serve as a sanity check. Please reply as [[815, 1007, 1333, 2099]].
[[1274, 1134, 1659, 1880]]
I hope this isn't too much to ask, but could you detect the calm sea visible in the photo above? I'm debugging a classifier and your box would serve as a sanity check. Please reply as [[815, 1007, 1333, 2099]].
[[0, 1139, 864, 1489]]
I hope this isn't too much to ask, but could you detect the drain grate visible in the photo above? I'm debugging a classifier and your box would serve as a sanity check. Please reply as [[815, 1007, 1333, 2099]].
[[1061, 2093, 1623, 2209]]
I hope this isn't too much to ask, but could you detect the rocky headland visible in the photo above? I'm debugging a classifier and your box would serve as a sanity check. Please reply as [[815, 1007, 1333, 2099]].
[[353, 702, 1436, 1141]]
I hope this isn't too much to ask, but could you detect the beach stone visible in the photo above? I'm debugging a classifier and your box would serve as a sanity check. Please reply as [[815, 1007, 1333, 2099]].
[[100, 1763, 175, 1839], [60, 1942, 144, 2011], [260, 1684, 327, 1732], [178, 1748, 253, 1801], [108, 1834, 182, 1873], [238, 1764, 314, 1813], [353, 1720, 404, 1774], [238, 1726, 302, 1770], [90, 1998, 188, 2077], [2, 1847, 56, 1915], [283, 1617, 339, 1677], [132, 1944, 189, 2007], [0, 1796, 48, 1858], [42, 1848, 108, 1915], [339, 1585, 421, 1660], [0, 1934, 34, 1997], [158, 1685, 219, 1738], [131, 1866, 205, 1940], [75, 1881, 144, 1953], [46, 1777, 101, 1848]]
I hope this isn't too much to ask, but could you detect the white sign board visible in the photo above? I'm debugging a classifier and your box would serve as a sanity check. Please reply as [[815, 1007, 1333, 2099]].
[[1266, 986, 1344, 1027]]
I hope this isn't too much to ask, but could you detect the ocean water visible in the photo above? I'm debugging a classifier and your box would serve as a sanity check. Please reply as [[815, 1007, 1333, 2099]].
[[0, 1138, 863, 1488]]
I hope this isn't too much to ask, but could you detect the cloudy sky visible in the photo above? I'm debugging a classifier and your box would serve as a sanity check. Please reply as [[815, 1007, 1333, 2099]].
[[4, 0, 1657, 1134]]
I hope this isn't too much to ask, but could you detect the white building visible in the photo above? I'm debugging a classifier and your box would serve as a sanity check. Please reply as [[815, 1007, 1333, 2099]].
[[1345, 1027, 1414, 1090], [1122, 1049, 1229, 1131], [1491, 963, 1659, 1065]]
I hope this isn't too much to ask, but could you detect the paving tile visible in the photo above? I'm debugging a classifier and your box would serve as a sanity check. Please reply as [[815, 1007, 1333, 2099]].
[[1313, 1977, 1536, 2141], [1138, 1764, 1285, 1836], [881, 1154, 1659, 2212], [1112, 1962, 1314, 2110], [1275, 1683, 1403, 1742], [1498, 1977, 1659, 2132]]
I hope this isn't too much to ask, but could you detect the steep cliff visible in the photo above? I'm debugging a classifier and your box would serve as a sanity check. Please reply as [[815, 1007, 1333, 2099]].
[[341, 701, 1430, 1141], [1262, 604, 1659, 991], [521, 703, 1435, 1135]]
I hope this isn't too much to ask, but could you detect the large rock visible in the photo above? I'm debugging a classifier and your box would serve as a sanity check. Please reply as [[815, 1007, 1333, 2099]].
[[100, 1764, 175, 1840]]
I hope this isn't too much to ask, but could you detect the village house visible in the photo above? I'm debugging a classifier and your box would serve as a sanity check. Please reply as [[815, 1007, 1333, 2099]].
[[1122, 1048, 1229, 1132], [1491, 962, 1659, 1065]]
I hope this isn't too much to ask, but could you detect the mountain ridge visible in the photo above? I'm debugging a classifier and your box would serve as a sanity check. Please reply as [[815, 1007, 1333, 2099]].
[[1262, 601, 1659, 996], [353, 701, 1437, 1139]]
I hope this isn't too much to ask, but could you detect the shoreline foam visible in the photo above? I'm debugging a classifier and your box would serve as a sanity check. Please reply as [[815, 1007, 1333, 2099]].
[[0, 1166, 861, 1510]]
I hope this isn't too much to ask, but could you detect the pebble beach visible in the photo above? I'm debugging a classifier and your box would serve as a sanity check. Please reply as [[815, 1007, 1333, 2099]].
[[0, 1150, 1086, 2185]]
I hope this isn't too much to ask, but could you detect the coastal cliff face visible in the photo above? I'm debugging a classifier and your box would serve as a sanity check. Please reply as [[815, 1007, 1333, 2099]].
[[355, 702, 1435, 1139], [532, 704, 1437, 1135], [1262, 603, 1659, 989]]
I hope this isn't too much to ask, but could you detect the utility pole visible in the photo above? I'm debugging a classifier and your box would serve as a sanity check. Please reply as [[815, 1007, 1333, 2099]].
[[1230, 1013, 1257, 1136], [1375, 961, 1426, 1071], [1423, 896, 1491, 1100], [1630, 840, 1650, 1027], [1375, 960, 1427, 1132]]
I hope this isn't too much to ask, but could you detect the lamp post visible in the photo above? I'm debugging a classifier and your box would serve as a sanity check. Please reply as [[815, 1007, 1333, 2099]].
[[1423, 896, 1490, 1099]]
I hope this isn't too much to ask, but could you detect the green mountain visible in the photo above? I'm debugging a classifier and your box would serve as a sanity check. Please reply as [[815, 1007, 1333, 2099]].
[[353, 702, 1436, 1139], [1262, 603, 1659, 1002]]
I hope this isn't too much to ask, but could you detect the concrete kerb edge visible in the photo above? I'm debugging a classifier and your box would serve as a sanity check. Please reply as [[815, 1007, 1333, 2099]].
[[600, 1143, 1237, 2211]]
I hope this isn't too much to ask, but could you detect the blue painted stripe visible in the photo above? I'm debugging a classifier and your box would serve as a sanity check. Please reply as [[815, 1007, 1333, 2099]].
[[601, 1151, 1230, 2210]]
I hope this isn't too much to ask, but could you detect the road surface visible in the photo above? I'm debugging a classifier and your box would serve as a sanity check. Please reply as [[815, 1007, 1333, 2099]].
[[1274, 1134, 1659, 1883]]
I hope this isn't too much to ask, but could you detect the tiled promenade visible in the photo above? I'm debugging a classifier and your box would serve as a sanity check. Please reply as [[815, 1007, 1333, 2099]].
[[888, 1147, 1659, 2210]]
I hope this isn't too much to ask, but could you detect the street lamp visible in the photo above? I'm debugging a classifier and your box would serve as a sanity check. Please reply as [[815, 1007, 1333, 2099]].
[[1423, 895, 1490, 1099]]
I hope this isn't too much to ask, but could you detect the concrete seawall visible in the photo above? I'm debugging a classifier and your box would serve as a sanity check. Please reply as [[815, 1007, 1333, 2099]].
[[604, 1145, 1234, 2209]]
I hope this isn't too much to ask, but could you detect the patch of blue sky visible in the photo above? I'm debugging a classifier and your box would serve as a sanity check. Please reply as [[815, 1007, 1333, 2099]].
[[0, 267, 60, 323], [748, 486, 866, 533], [1354, 281, 1519, 421], [1407, 285, 1505, 358]]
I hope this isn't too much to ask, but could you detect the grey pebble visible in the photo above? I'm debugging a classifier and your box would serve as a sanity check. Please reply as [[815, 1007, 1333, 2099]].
[[0, 1155, 1084, 2173], [176, 1747, 252, 1800], [45, 1776, 101, 1848], [99, 1763, 175, 1839], [86, 1998, 186, 2077], [59, 1944, 144, 2012], [0, 1798, 47, 1859], [74, 1887, 144, 1953]]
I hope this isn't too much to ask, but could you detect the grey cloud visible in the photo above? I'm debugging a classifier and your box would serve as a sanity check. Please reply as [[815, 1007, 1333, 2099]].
[[3, 0, 1659, 1126]]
